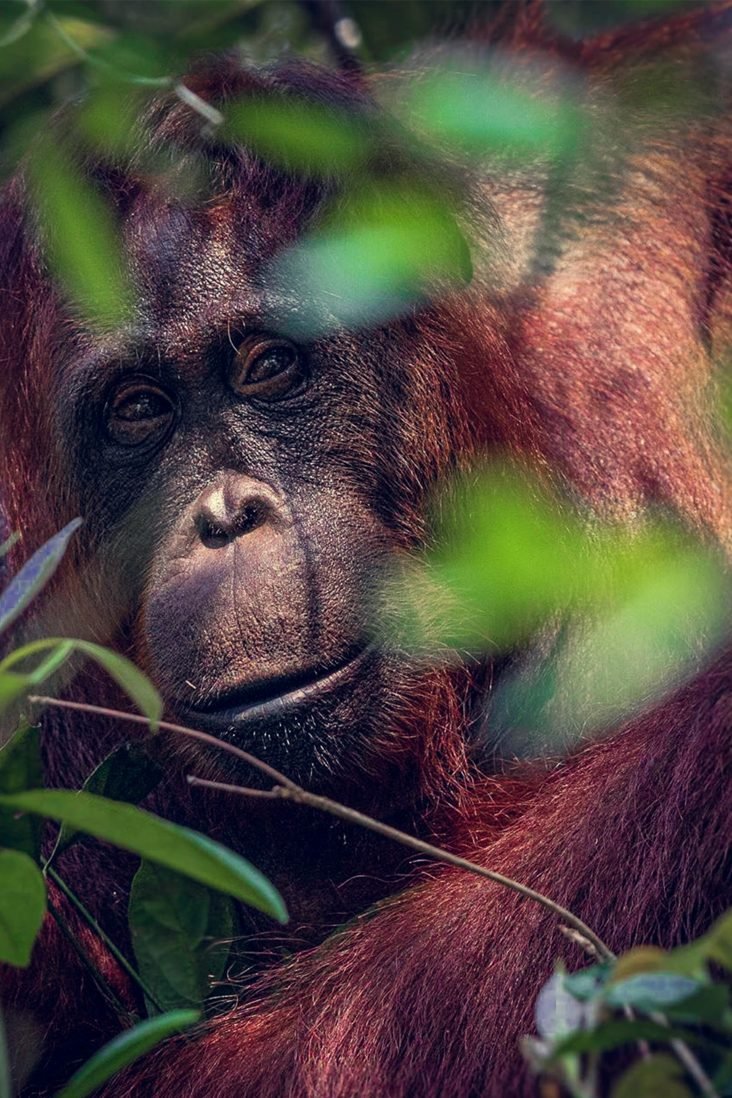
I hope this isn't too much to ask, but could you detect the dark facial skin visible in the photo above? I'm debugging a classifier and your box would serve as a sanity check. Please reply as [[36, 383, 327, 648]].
[[55, 184, 460, 794]]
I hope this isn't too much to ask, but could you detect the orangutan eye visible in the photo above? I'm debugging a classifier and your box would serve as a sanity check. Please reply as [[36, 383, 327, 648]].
[[106, 380, 176, 447], [230, 337, 308, 402]]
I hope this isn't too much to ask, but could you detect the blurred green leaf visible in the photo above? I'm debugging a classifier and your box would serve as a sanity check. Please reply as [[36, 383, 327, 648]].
[[0, 849, 46, 967], [610, 1053, 692, 1098], [56, 1009, 200, 1098], [0, 518, 81, 637], [660, 984, 732, 1027], [605, 972, 702, 1012], [0, 724, 43, 860], [225, 97, 369, 174], [129, 861, 233, 1013], [385, 465, 728, 750], [77, 84, 147, 159], [667, 910, 732, 979], [562, 963, 611, 1002], [272, 183, 471, 336], [29, 140, 130, 328], [553, 1018, 692, 1057], [0, 672, 33, 714], [0, 15, 111, 111], [0, 790, 287, 921], [52, 742, 163, 860], [404, 59, 583, 161]]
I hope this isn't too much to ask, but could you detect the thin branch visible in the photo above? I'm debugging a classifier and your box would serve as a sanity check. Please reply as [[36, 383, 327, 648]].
[[35, 695, 714, 1092], [650, 1013, 719, 1098], [28, 695, 299, 791], [31, 693, 614, 961], [174, 83, 224, 127], [46, 865, 165, 1014], [187, 774, 616, 963], [47, 897, 136, 1024]]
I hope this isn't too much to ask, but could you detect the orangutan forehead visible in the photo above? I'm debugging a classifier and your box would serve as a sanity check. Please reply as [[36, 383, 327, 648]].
[[121, 188, 310, 330]]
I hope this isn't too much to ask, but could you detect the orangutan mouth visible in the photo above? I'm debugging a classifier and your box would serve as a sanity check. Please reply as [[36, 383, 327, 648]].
[[184, 645, 372, 728]]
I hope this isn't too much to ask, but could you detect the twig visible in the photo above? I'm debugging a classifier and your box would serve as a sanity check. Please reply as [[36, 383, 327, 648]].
[[186, 774, 616, 963], [46, 865, 165, 1015], [47, 897, 135, 1024], [27, 696, 299, 791], [173, 84, 224, 128], [34, 696, 714, 1093], [30, 693, 614, 961], [650, 1012, 719, 1098]]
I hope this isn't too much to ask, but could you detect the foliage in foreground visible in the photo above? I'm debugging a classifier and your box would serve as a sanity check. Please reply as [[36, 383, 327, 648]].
[[0, 501, 729, 1096]]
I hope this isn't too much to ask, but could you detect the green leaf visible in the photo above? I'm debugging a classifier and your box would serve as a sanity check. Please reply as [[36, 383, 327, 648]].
[[661, 911, 732, 979], [271, 183, 471, 337], [29, 139, 130, 329], [0, 790, 287, 922], [0, 641, 74, 715], [560, 963, 612, 1001], [662, 984, 732, 1027], [52, 743, 163, 861], [605, 972, 702, 1012], [0, 673, 34, 715], [704, 911, 732, 972], [0, 850, 46, 967], [0, 638, 162, 726], [553, 1019, 692, 1058], [129, 861, 233, 1013], [56, 1009, 200, 1098], [0, 519, 81, 637], [225, 97, 369, 174], [0, 724, 43, 859], [534, 972, 585, 1040], [405, 62, 583, 162], [72, 642, 163, 727], [611, 1053, 692, 1098]]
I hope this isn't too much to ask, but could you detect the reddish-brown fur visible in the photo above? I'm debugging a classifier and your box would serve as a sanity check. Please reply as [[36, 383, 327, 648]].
[[1, 2, 731, 1095]]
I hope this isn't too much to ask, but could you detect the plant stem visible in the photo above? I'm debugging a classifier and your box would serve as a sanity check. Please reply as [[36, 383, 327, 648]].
[[188, 774, 616, 963], [31, 693, 615, 962], [47, 897, 135, 1024], [28, 696, 299, 791], [46, 865, 165, 1014], [34, 694, 716, 1094]]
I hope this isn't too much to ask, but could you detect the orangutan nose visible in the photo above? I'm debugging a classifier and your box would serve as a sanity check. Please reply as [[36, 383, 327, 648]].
[[193, 474, 283, 549]]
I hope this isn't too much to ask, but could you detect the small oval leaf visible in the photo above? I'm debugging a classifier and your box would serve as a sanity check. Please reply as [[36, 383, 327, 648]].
[[604, 972, 702, 1012], [56, 1009, 200, 1098], [535, 972, 586, 1041], [129, 861, 233, 1013], [0, 850, 46, 967], [52, 743, 163, 861]]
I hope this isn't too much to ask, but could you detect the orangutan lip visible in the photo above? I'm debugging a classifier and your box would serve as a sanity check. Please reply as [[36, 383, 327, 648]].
[[186, 646, 371, 725]]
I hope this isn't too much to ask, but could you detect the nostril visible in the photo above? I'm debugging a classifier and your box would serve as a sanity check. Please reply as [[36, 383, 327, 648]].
[[195, 499, 270, 549], [196, 515, 231, 550], [233, 501, 266, 537]]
